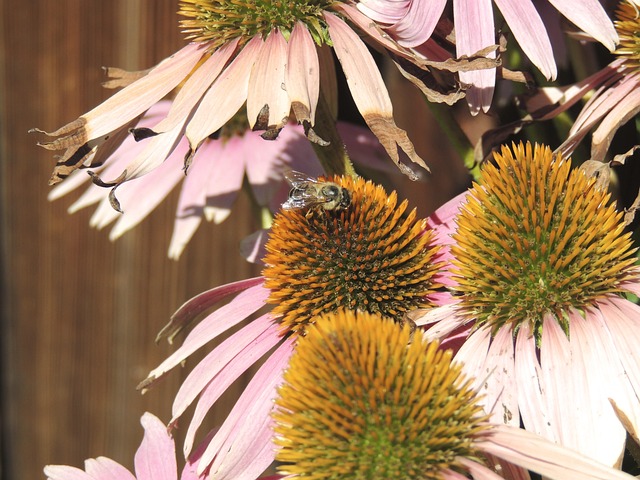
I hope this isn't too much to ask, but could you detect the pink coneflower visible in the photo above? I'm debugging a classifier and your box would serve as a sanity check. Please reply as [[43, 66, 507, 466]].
[[273, 310, 635, 480], [521, 0, 640, 162], [47, 100, 398, 259], [44, 413, 183, 480], [416, 142, 640, 467], [358, 0, 618, 114], [139, 175, 450, 477], [31, 0, 431, 195]]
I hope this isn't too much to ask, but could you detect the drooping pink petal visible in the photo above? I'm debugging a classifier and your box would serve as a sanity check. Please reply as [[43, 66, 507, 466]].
[[478, 424, 634, 480], [172, 314, 280, 451], [493, 0, 556, 81], [142, 282, 269, 386], [454, 0, 496, 114], [85, 457, 137, 480], [247, 29, 291, 131], [167, 139, 221, 259], [547, 0, 618, 51], [185, 36, 263, 153], [285, 22, 320, 125], [203, 135, 246, 224], [150, 38, 240, 135], [567, 308, 626, 465], [453, 325, 493, 396], [181, 320, 280, 457], [325, 11, 427, 175], [37, 42, 206, 143], [356, 0, 410, 23], [108, 139, 186, 239], [197, 339, 294, 477], [591, 75, 640, 162], [240, 229, 269, 265], [387, 0, 448, 48], [455, 457, 506, 479], [514, 321, 554, 440], [134, 413, 177, 480], [44, 464, 118, 480]]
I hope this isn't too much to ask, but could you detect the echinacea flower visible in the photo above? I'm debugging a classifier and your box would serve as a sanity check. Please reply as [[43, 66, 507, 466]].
[[273, 309, 635, 480], [139, 174, 450, 477], [417, 142, 640, 467], [517, 0, 640, 163], [358, 0, 618, 113], [44, 413, 182, 480], [31, 0, 433, 200], [47, 100, 398, 259]]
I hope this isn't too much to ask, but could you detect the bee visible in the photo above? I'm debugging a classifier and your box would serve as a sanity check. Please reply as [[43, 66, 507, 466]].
[[282, 170, 351, 212]]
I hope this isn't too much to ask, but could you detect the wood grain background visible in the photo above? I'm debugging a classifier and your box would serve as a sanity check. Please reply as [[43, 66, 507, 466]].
[[0, 2, 473, 479]]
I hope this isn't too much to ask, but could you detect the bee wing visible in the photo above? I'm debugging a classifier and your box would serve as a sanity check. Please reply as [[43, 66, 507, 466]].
[[283, 169, 318, 187], [282, 189, 327, 210]]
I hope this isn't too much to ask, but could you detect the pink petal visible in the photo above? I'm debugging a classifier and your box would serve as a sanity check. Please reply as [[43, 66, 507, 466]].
[[134, 413, 177, 480], [493, 0, 556, 80], [454, 325, 493, 392], [285, 22, 320, 124], [239, 229, 269, 265], [203, 135, 245, 223], [167, 140, 221, 259], [387, 0, 448, 47], [591, 75, 640, 162], [142, 282, 269, 386], [356, 0, 410, 23], [171, 314, 280, 449], [547, 0, 617, 51], [514, 321, 554, 439], [455, 457, 505, 479], [151, 38, 240, 135], [479, 424, 634, 480], [198, 339, 294, 477], [247, 29, 291, 131], [186, 36, 263, 152], [325, 11, 427, 174], [108, 139, 186, 239], [454, 0, 496, 114], [84, 457, 135, 480], [44, 465, 99, 480]]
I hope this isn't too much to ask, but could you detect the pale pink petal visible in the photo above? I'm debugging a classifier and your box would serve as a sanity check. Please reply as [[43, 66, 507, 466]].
[[198, 339, 294, 476], [567, 308, 626, 465], [134, 413, 177, 480], [325, 11, 427, 174], [285, 22, 320, 124], [247, 29, 291, 131], [242, 130, 290, 206], [454, 325, 492, 391], [38, 43, 204, 149], [108, 139, 186, 239], [418, 303, 464, 330], [547, 0, 617, 51], [151, 38, 240, 135], [157, 277, 265, 344], [171, 314, 279, 445], [186, 36, 263, 152], [167, 140, 221, 259], [456, 457, 505, 480], [427, 191, 468, 246], [142, 283, 269, 385], [84, 458, 135, 480], [44, 465, 101, 480], [387, 0, 448, 47], [356, 0, 410, 23], [514, 321, 553, 439], [49, 169, 96, 202], [203, 135, 245, 223], [239, 229, 269, 265], [478, 425, 634, 480], [454, 0, 496, 114], [181, 319, 280, 456], [591, 76, 640, 162], [493, 0, 556, 80], [477, 326, 519, 426]]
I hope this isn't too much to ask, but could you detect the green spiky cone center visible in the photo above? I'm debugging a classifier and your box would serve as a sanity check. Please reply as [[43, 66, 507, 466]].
[[452, 142, 637, 337]]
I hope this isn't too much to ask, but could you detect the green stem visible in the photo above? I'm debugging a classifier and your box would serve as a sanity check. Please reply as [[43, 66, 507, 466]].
[[426, 100, 478, 179]]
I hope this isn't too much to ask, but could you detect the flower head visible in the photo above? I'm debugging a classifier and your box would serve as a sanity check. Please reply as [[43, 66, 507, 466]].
[[273, 310, 635, 480], [263, 174, 446, 335], [418, 142, 640, 467], [139, 175, 451, 477], [32, 0, 430, 199]]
